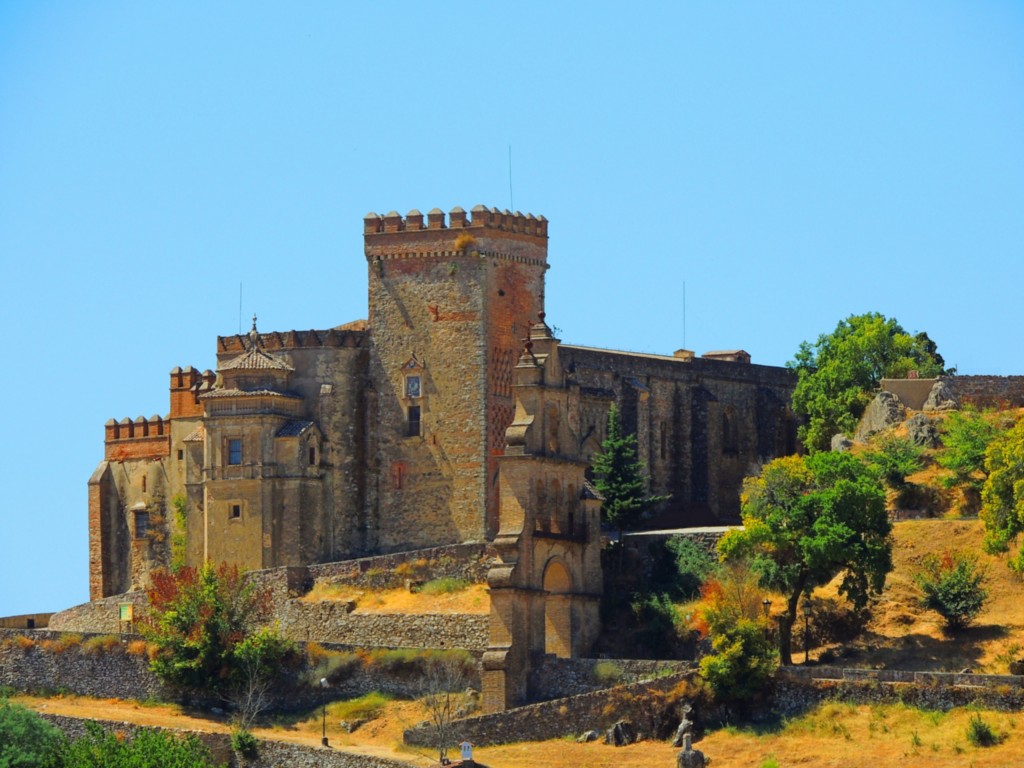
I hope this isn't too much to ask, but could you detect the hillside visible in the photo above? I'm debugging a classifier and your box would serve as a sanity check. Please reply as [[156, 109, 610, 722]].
[[812, 517, 1024, 673]]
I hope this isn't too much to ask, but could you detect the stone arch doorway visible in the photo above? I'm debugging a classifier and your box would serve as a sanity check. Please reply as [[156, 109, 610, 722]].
[[542, 557, 572, 657]]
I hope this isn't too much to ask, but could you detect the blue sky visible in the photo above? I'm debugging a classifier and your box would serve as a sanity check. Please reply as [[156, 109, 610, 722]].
[[1, 3, 1022, 616]]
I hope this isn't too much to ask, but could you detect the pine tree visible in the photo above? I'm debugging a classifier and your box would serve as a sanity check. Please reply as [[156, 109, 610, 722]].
[[592, 403, 668, 542]]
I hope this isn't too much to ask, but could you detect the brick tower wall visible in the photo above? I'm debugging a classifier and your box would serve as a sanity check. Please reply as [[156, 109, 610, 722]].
[[364, 206, 548, 550]]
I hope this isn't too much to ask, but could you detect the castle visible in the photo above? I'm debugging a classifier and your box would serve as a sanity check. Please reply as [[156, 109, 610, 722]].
[[87, 205, 797, 709]]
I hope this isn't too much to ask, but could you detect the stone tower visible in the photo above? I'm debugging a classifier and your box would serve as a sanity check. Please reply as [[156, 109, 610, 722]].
[[363, 206, 548, 551]]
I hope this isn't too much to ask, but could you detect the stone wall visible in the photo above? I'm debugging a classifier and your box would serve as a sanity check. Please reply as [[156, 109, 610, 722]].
[[0, 628, 483, 709], [0, 612, 52, 629], [0, 629, 170, 701], [880, 376, 1024, 412], [274, 606, 489, 649], [42, 714, 416, 768], [528, 656, 692, 701], [305, 542, 495, 587], [49, 592, 147, 634], [774, 666, 1024, 715], [405, 672, 693, 747]]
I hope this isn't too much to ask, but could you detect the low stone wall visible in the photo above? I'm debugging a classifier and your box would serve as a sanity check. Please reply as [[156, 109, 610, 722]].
[[49, 592, 148, 634], [307, 542, 496, 587], [0, 612, 53, 629], [528, 656, 692, 701], [947, 376, 1024, 409], [880, 375, 1024, 412], [0, 628, 482, 710], [0, 629, 170, 701], [273, 602, 489, 649], [405, 671, 693, 747], [42, 714, 417, 768], [774, 666, 1024, 714]]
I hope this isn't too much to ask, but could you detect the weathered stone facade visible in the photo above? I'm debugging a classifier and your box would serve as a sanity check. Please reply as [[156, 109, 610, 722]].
[[86, 204, 796, 708]]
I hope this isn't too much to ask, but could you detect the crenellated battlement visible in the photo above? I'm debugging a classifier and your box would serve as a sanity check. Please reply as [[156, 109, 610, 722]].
[[364, 205, 548, 238], [103, 415, 171, 460], [169, 366, 215, 419], [216, 327, 367, 355]]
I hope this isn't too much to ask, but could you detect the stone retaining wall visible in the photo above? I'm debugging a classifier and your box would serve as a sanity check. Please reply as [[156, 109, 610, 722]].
[[528, 656, 692, 701], [0, 628, 483, 710], [48, 592, 148, 634], [0, 629, 170, 701], [774, 666, 1024, 714], [42, 714, 417, 768], [405, 671, 693, 747]]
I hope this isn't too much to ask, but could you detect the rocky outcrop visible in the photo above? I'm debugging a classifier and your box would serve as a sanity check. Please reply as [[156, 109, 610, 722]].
[[831, 434, 853, 452], [855, 391, 905, 441], [905, 414, 940, 448], [923, 380, 958, 411]]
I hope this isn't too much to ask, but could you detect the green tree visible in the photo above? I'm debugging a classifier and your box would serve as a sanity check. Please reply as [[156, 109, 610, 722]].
[[719, 452, 892, 665], [937, 409, 1005, 511], [592, 403, 668, 541], [138, 562, 297, 726], [62, 721, 222, 768], [789, 313, 946, 452], [0, 699, 65, 768], [863, 434, 923, 490], [696, 564, 777, 704], [914, 550, 988, 631], [980, 417, 1024, 572]]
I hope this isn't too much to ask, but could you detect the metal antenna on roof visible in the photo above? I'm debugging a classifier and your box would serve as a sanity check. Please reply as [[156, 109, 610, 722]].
[[508, 144, 514, 211], [683, 281, 687, 349], [239, 282, 243, 334]]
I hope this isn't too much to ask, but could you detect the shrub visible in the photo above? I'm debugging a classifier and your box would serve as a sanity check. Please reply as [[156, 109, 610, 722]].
[[863, 434, 924, 490], [0, 699, 66, 768], [333, 691, 392, 721], [966, 714, 1002, 747], [664, 537, 718, 599], [15, 635, 35, 650], [630, 592, 683, 658], [231, 727, 259, 758], [82, 635, 121, 655], [420, 577, 470, 595], [592, 661, 623, 686], [63, 721, 220, 766], [914, 550, 989, 631]]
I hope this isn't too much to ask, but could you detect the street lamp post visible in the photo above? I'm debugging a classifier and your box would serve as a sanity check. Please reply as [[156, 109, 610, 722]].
[[761, 598, 772, 643], [320, 677, 329, 747]]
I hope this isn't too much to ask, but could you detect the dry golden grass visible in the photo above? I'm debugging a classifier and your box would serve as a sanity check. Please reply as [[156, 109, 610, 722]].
[[15, 692, 1024, 768], [301, 582, 490, 615], [806, 518, 1024, 673]]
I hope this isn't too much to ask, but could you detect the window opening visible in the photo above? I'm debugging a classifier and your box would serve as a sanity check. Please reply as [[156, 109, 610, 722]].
[[405, 375, 421, 399], [228, 438, 243, 465], [308, 446, 316, 466], [134, 511, 149, 539], [230, 504, 241, 520], [407, 405, 421, 437]]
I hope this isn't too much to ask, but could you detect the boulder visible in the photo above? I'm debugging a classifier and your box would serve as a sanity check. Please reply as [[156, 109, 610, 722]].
[[855, 391, 905, 441], [831, 434, 854, 452], [576, 730, 600, 743], [923, 380, 958, 412], [604, 720, 637, 747], [905, 413, 939, 448]]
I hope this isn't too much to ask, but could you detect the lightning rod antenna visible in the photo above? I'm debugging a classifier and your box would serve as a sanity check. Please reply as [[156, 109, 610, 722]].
[[508, 144, 514, 211]]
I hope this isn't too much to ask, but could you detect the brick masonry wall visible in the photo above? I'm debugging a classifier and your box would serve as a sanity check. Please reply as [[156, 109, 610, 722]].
[[405, 672, 693, 747], [42, 714, 417, 768]]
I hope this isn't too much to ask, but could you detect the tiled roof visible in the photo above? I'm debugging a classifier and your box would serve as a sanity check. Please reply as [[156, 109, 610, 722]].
[[183, 424, 205, 442], [276, 420, 315, 438], [219, 346, 294, 372], [581, 480, 605, 501], [199, 389, 301, 400]]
